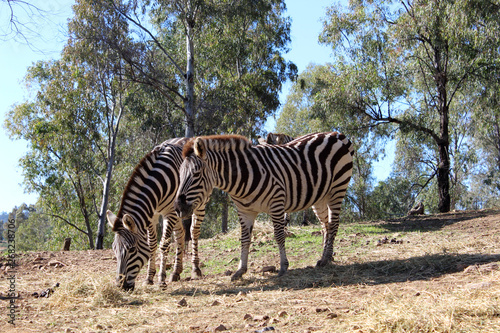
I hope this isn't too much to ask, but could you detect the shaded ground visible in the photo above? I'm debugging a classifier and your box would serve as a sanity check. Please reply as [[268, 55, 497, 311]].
[[1, 209, 499, 332]]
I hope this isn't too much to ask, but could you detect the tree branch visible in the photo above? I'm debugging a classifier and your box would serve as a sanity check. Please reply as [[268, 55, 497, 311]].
[[111, 1, 185, 75]]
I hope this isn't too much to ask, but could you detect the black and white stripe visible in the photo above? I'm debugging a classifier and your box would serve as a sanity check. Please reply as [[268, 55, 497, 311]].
[[175, 132, 354, 280], [107, 137, 208, 290]]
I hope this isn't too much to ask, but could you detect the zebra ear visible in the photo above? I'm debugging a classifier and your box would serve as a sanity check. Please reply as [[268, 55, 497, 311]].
[[122, 214, 137, 233], [106, 210, 117, 229], [194, 137, 207, 160]]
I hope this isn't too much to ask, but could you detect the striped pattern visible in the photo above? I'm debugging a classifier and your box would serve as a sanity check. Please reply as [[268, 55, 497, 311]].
[[175, 132, 354, 280], [107, 137, 207, 290]]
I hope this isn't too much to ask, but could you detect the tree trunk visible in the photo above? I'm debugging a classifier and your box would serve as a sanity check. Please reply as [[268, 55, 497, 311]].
[[95, 103, 123, 249], [221, 193, 228, 234], [435, 36, 451, 213], [437, 139, 451, 213], [62, 238, 71, 251], [83, 208, 95, 250], [95, 157, 114, 249], [184, 20, 195, 138]]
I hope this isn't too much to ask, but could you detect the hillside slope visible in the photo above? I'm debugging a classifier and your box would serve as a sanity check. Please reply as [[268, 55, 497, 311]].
[[1, 209, 499, 332]]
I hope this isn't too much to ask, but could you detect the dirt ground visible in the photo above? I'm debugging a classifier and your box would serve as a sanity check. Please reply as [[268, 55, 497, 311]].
[[1, 209, 499, 332]]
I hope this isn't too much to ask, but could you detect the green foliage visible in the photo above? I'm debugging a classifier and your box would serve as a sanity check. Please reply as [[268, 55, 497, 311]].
[[15, 206, 52, 252], [4, 0, 298, 249], [316, 0, 500, 213], [368, 177, 415, 219]]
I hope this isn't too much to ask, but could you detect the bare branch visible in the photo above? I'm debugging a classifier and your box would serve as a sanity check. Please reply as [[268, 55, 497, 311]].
[[40, 211, 89, 236], [110, 0, 185, 76]]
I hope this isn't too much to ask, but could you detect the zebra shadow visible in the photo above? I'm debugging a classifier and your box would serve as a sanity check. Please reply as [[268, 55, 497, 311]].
[[376, 208, 500, 233], [168, 252, 500, 296]]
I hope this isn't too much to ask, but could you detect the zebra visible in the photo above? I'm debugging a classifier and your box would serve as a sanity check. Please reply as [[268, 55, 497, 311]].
[[174, 132, 354, 280], [107, 137, 209, 290], [257, 132, 294, 146]]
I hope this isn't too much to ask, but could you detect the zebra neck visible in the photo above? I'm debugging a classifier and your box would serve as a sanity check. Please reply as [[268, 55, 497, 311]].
[[207, 148, 262, 197]]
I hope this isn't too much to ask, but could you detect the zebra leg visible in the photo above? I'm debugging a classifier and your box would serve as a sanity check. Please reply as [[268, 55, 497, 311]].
[[231, 211, 257, 281], [271, 212, 289, 277], [190, 210, 205, 279], [145, 219, 158, 285], [312, 202, 332, 267], [321, 196, 345, 266], [158, 216, 174, 285], [169, 216, 185, 282]]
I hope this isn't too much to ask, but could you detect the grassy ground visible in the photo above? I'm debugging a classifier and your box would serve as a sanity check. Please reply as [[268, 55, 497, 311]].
[[1, 209, 499, 332]]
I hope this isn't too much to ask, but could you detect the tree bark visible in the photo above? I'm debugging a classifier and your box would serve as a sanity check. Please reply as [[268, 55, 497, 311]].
[[435, 39, 451, 213], [184, 18, 195, 138], [95, 100, 124, 249], [221, 193, 228, 234], [62, 238, 71, 251]]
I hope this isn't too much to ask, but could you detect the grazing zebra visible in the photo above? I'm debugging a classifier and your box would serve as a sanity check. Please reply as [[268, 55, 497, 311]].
[[107, 137, 209, 290], [258, 132, 294, 146], [174, 132, 354, 280]]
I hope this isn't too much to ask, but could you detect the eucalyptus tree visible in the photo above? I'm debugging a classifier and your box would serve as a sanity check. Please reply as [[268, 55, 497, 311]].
[[68, 0, 138, 249], [5, 59, 97, 249], [470, 78, 500, 196], [277, 64, 388, 221], [102, 0, 296, 137], [4, 2, 138, 249], [318, 0, 500, 212]]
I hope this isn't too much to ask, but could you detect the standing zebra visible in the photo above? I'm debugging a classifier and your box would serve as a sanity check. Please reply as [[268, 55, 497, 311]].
[[107, 138, 209, 290], [174, 132, 354, 280]]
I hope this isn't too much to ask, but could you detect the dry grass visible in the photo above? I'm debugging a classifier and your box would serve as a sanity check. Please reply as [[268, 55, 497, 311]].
[[1, 209, 500, 332]]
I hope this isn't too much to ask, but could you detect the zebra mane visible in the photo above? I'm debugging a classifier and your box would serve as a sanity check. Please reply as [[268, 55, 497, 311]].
[[116, 145, 162, 221], [183, 135, 252, 158]]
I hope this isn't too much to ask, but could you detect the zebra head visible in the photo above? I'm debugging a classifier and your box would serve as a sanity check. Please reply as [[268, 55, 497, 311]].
[[175, 137, 215, 219], [107, 210, 147, 291]]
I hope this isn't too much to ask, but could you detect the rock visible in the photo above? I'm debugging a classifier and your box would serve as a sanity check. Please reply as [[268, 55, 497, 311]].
[[39, 288, 54, 298], [326, 312, 338, 319], [254, 327, 275, 332], [277, 311, 288, 317], [212, 324, 227, 332], [211, 300, 221, 306], [177, 298, 188, 307], [315, 308, 329, 313], [244, 314, 253, 320], [253, 315, 269, 321]]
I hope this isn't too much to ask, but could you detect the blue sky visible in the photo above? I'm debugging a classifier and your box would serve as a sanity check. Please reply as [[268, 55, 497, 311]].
[[0, 0, 393, 213]]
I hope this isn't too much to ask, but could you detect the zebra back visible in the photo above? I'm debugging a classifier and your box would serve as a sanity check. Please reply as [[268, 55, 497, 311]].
[[183, 132, 354, 214]]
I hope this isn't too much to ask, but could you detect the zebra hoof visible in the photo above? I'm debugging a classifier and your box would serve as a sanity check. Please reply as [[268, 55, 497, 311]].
[[316, 259, 331, 267], [277, 268, 288, 277], [191, 269, 202, 279], [230, 269, 246, 281], [169, 273, 181, 282], [144, 279, 154, 285]]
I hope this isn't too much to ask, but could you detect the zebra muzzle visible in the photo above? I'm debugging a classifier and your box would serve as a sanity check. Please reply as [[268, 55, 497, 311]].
[[174, 194, 193, 218]]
